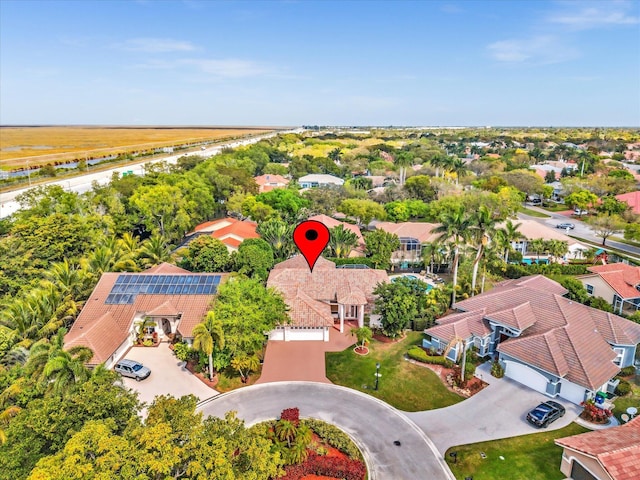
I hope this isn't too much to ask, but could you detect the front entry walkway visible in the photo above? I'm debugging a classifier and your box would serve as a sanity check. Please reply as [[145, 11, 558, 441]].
[[257, 325, 356, 384]]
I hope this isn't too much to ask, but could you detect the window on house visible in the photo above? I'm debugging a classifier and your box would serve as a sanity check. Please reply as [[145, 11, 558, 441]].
[[613, 348, 624, 366], [585, 284, 594, 295]]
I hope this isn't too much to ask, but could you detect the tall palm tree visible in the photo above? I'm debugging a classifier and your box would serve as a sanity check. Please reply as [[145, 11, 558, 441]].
[[138, 234, 172, 267], [275, 419, 297, 448], [328, 225, 358, 258], [496, 220, 522, 263], [529, 238, 546, 262], [394, 152, 414, 186], [257, 219, 295, 261], [449, 158, 470, 185], [192, 311, 225, 381], [469, 206, 498, 295], [434, 204, 471, 306], [547, 239, 569, 263]]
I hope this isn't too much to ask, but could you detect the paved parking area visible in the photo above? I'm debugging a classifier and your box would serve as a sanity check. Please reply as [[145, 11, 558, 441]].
[[405, 363, 582, 454], [119, 344, 217, 405]]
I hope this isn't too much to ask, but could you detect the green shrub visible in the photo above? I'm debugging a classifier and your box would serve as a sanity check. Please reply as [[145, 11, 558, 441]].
[[490, 361, 505, 378], [412, 319, 429, 332], [173, 342, 192, 361], [407, 347, 454, 367], [615, 379, 632, 396], [302, 419, 362, 460], [504, 263, 588, 279], [142, 339, 153, 347], [620, 366, 636, 377], [330, 257, 376, 268]]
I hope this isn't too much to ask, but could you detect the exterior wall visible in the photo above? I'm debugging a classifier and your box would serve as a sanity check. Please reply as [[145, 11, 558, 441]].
[[579, 275, 616, 304], [558, 379, 589, 405], [106, 338, 133, 369], [559, 451, 612, 480], [613, 344, 636, 368], [269, 326, 328, 341]]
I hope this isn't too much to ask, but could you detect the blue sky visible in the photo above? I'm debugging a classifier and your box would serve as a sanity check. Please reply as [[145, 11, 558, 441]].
[[1, 0, 639, 126]]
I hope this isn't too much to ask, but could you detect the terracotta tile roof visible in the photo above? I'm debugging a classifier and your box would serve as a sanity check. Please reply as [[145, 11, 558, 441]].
[[308, 214, 365, 251], [374, 221, 440, 243], [426, 310, 492, 341], [268, 256, 388, 328], [426, 275, 638, 390], [498, 219, 584, 247], [145, 263, 190, 274], [188, 218, 259, 251], [65, 270, 227, 365], [254, 174, 289, 186], [556, 417, 640, 480], [616, 190, 640, 215], [588, 263, 640, 300]]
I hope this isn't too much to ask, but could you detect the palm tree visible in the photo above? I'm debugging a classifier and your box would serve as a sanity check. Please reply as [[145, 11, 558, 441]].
[[275, 419, 297, 448], [289, 438, 309, 465], [469, 206, 498, 295], [429, 154, 448, 178], [138, 234, 172, 267], [434, 204, 472, 306], [230, 354, 260, 383], [496, 220, 522, 263], [529, 238, 546, 262], [257, 219, 295, 261], [45, 259, 83, 298], [394, 152, 414, 186], [192, 311, 225, 381], [328, 225, 359, 258], [547, 239, 569, 263], [0, 405, 20, 445], [351, 327, 372, 350], [449, 158, 470, 185]]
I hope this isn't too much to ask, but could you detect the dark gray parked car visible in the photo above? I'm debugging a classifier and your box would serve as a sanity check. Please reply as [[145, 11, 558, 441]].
[[526, 400, 565, 428], [114, 359, 151, 381]]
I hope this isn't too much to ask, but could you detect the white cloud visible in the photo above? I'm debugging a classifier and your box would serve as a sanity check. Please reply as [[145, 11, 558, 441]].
[[135, 58, 271, 78], [117, 38, 197, 53], [548, 2, 639, 30], [487, 35, 579, 65]]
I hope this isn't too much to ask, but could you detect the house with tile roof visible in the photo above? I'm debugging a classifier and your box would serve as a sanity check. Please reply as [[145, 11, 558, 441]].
[[298, 173, 344, 188], [373, 221, 440, 266], [555, 416, 640, 480], [616, 190, 640, 215], [504, 218, 590, 261], [578, 263, 640, 315], [423, 275, 640, 404], [64, 263, 227, 368], [307, 214, 365, 257], [267, 256, 388, 341], [254, 174, 289, 193], [186, 217, 259, 252]]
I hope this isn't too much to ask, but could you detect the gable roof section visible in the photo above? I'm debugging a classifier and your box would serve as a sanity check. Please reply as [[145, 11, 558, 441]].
[[189, 217, 259, 250], [556, 417, 640, 480], [427, 275, 633, 391], [588, 263, 640, 300], [65, 270, 226, 365], [616, 190, 640, 215], [254, 174, 289, 186], [499, 219, 585, 247], [145, 263, 190, 274], [427, 310, 492, 342], [374, 221, 440, 244]]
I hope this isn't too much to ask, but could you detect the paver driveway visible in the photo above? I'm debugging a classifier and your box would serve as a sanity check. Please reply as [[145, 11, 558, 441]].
[[405, 363, 582, 454], [198, 381, 454, 480], [119, 344, 217, 405]]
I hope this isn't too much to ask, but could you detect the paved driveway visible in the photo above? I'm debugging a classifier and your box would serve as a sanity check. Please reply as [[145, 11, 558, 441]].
[[405, 363, 582, 454], [197, 382, 454, 480], [119, 344, 217, 405]]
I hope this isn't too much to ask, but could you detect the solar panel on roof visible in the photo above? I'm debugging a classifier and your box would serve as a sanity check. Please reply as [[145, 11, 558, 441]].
[[104, 274, 222, 304]]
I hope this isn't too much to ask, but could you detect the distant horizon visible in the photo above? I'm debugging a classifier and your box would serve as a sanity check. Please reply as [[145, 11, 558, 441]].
[[1, 124, 639, 129]]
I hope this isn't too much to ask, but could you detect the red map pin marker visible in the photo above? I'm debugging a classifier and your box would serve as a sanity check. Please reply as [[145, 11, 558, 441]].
[[293, 220, 330, 272]]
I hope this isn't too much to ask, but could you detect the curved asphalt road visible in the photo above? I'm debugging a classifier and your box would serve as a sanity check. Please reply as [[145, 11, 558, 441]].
[[197, 381, 454, 480]]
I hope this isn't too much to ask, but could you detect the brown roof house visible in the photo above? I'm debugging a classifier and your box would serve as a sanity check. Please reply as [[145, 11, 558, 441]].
[[267, 256, 388, 341], [308, 214, 365, 257], [423, 275, 640, 404], [65, 263, 227, 368], [579, 263, 640, 316], [555, 416, 640, 480], [254, 174, 289, 193], [186, 217, 259, 252], [373, 221, 440, 267]]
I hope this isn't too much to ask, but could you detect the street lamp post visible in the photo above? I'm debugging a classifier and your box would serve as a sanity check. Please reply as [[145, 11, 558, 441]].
[[375, 362, 381, 391]]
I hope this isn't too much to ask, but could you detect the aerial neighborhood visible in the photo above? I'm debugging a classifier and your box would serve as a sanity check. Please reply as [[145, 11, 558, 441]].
[[1, 127, 640, 480]]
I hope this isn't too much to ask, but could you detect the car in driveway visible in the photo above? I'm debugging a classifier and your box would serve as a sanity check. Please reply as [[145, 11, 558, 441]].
[[556, 222, 575, 230], [526, 400, 566, 428], [114, 359, 151, 381]]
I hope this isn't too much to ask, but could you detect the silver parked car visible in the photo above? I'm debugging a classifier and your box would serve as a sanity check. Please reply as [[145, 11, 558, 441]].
[[114, 359, 151, 381]]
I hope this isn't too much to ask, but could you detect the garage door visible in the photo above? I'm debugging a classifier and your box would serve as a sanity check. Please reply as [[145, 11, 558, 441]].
[[284, 328, 325, 341], [559, 380, 587, 405], [504, 361, 549, 394], [571, 460, 598, 480]]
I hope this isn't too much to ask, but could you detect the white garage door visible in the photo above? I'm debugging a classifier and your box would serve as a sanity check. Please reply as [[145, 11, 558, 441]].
[[269, 329, 285, 341], [505, 361, 549, 394], [284, 328, 325, 341], [559, 380, 588, 404]]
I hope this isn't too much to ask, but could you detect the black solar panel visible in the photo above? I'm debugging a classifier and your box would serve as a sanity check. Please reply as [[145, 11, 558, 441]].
[[104, 274, 221, 304]]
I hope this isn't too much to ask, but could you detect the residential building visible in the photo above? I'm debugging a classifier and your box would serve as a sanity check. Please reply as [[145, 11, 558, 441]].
[[615, 191, 640, 215], [254, 174, 289, 193], [579, 263, 640, 315], [267, 256, 388, 341], [297, 174, 344, 188], [555, 416, 640, 480], [308, 214, 365, 256], [186, 217, 259, 252], [64, 263, 226, 368], [423, 275, 640, 404], [506, 219, 589, 261], [373, 221, 440, 266]]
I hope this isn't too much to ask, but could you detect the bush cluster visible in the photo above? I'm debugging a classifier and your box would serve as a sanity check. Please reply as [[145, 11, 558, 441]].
[[280, 407, 300, 424], [302, 419, 362, 460], [504, 263, 589, 279], [281, 452, 366, 480], [173, 342, 192, 361], [490, 360, 505, 378], [407, 346, 454, 367], [580, 399, 613, 423], [330, 258, 376, 268], [619, 366, 636, 377], [615, 379, 632, 396]]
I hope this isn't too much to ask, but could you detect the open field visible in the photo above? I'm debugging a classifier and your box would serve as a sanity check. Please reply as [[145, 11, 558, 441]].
[[0, 126, 274, 169]]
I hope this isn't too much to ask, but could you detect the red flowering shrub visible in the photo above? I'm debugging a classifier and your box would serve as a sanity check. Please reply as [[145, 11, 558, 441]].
[[280, 407, 300, 425], [281, 452, 366, 480], [580, 399, 612, 423]]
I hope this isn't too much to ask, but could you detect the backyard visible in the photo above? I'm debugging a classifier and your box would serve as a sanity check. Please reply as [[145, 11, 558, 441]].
[[445, 422, 589, 480], [612, 371, 640, 423], [325, 332, 463, 412]]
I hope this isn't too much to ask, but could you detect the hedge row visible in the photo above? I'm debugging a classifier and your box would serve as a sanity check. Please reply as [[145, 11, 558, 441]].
[[330, 257, 376, 268], [282, 452, 366, 480], [407, 347, 454, 367], [302, 419, 362, 460], [505, 263, 589, 279]]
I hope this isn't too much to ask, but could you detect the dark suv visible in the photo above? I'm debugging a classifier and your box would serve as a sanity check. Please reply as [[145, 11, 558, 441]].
[[526, 400, 566, 428], [114, 359, 151, 381]]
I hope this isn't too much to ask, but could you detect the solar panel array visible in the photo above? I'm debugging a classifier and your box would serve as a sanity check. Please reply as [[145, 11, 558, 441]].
[[105, 274, 222, 304]]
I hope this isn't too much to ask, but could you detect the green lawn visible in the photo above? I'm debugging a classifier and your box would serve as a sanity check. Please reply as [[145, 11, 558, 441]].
[[612, 373, 640, 423], [519, 207, 551, 218], [325, 332, 463, 411], [445, 422, 589, 480]]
